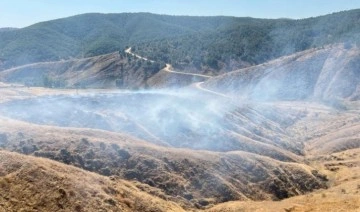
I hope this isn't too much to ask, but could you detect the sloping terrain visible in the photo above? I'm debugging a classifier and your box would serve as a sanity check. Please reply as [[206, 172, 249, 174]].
[[0, 46, 212, 89], [0, 41, 359, 211], [0, 110, 327, 209], [0, 28, 17, 32], [0, 51, 163, 89], [1, 93, 358, 211], [1, 44, 360, 210], [206, 148, 360, 212], [0, 47, 208, 89], [1, 9, 360, 74], [0, 13, 237, 70], [0, 150, 184, 212], [203, 44, 360, 101], [0, 91, 303, 160]]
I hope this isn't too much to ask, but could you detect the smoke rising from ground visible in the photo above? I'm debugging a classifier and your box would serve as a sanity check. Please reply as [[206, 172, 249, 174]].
[[0, 90, 236, 150], [0, 87, 304, 160]]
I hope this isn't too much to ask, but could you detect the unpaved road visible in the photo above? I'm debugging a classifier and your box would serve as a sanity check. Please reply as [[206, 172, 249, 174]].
[[125, 47, 234, 99], [125, 47, 212, 78], [162, 64, 212, 78], [125, 47, 155, 62], [194, 82, 233, 99]]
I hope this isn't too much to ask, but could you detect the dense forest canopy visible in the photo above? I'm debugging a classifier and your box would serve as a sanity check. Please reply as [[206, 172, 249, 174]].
[[0, 10, 359, 73]]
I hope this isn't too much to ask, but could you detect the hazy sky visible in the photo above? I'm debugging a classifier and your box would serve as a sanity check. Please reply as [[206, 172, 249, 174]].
[[1, 0, 360, 28]]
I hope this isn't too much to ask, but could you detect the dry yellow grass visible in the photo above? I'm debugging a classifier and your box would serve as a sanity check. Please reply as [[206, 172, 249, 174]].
[[206, 148, 360, 212], [0, 113, 330, 204], [0, 84, 359, 210], [0, 150, 184, 212]]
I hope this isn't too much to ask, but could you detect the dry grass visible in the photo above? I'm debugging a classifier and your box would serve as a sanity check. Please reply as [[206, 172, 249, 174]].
[[0, 114, 329, 208], [206, 148, 360, 212], [203, 44, 360, 101], [0, 84, 359, 210], [0, 150, 184, 212]]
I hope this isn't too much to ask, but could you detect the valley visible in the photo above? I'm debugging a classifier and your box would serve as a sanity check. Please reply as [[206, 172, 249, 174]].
[[0, 57, 359, 210], [0, 8, 359, 212]]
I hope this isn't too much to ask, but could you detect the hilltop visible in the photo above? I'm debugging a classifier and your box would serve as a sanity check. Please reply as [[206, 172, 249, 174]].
[[1, 9, 360, 74]]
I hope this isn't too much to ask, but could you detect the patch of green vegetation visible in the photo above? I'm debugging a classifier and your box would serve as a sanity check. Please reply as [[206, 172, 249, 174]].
[[1, 10, 359, 73], [135, 9, 360, 73]]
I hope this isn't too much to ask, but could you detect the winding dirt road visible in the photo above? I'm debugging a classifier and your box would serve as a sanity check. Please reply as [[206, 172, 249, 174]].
[[125, 47, 212, 78], [162, 64, 212, 78], [125, 47, 232, 99]]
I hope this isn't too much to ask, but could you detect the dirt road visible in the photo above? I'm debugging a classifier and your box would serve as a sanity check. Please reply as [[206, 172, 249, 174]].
[[194, 82, 233, 99], [125, 47, 212, 78]]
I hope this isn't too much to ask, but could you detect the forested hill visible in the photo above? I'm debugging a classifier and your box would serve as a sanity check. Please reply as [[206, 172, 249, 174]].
[[0, 10, 360, 72], [134, 9, 360, 74], [0, 28, 18, 32], [0, 13, 237, 70]]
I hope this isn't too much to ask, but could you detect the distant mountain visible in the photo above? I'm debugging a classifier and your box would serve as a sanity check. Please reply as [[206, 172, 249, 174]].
[[0, 13, 235, 70], [135, 10, 360, 74], [0, 10, 359, 73], [0, 27, 18, 32]]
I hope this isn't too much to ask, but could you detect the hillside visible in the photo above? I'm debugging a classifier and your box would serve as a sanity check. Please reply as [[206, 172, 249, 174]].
[[207, 148, 360, 212], [1, 81, 359, 209], [0, 41, 359, 209], [0, 27, 17, 32], [2, 43, 360, 93], [0, 108, 327, 209], [0, 9, 360, 211], [0, 51, 163, 89], [0, 13, 234, 70], [1, 10, 360, 74], [0, 48, 202, 89], [202, 44, 360, 101], [0, 150, 184, 212]]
